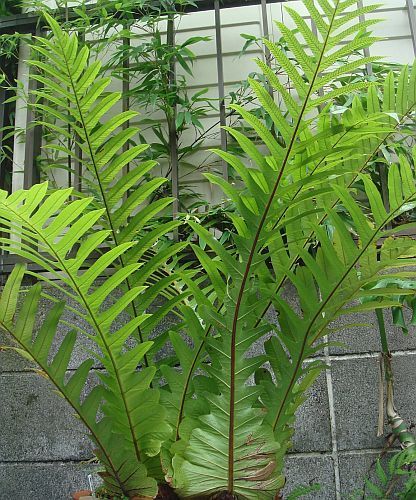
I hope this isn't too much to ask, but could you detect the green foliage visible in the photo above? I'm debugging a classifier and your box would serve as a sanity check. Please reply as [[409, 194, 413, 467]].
[[164, 2, 416, 499], [0, 184, 172, 497], [0, 0, 22, 16], [1, 2, 416, 499], [29, 12, 189, 345], [352, 448, 416, 499], [286, 483, 321, 499], [0, 12, 185, 497], [30, 0, 216, 212]]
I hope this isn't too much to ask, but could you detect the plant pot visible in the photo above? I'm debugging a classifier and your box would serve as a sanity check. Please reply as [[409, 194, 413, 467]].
[[72, 491, 93, 500], [71, 483, 180, 500]]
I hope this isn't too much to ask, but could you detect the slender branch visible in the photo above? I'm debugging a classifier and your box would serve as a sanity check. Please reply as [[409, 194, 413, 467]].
[[376, 309, 416, 450]]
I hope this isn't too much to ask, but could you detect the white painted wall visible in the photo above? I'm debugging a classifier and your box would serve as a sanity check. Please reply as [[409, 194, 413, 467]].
[[11, 0, 416, 205]]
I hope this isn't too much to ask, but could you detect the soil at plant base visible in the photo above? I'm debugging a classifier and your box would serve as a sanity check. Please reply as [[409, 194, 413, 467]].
[[154, 487, 283, 500], [72, 490, 93, 499], [209, 493, 239, 500], [73, 485, 283, 499], [155, 484, 179, 499]]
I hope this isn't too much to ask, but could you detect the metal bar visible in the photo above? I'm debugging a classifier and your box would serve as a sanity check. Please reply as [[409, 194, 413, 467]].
[[0, 61, 8, 281], [0, 85, 7, 190], [167, 10, 179, 240], [122, 31, 131, 179], [358, 1, 388, 219], [1, 52, 20, 193], [0, 1, 291, 34], [261, 0, 275, 103], [261, 0, 271, 66], [214, 0, 228, 180], [24, 30, 42, 190], [310, 21, 324, 105], [73, 136, 82, 192], [358, 0, 373, 75], [73, 33, 84, 193], [64, 3, 73, 190], [406, 0, 416, 56]]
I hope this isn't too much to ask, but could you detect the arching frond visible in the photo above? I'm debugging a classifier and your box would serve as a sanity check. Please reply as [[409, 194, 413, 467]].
[[170, 2, 416, 498], [29, 13, 188, 354], [0, 184, 171, 497]]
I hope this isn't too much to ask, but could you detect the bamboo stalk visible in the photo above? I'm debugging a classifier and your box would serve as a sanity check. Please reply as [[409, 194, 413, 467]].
[[375, 309, 416, 450]]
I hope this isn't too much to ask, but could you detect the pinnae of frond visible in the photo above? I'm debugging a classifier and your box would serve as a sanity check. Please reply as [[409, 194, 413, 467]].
[[226, 2, 342, 492]]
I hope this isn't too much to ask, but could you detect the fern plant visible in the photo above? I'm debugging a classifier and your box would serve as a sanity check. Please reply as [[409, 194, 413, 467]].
[[350, 448, 416, 499], [1, 1, 416, 499]]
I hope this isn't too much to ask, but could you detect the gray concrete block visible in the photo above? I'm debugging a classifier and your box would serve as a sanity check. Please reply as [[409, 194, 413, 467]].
[[149, 299, 181, 363], [291, 372, 332, 453], [0, 284, 147, 372], [0, 373, 93, 461], [339, 451, 411, 498], [329, 305, 416, 355], [283, 454, 336, 499], [331, 354, 416, 451], [389, 354, 416, 430], [0, 287, 101, 372], [0, 331, 32, 372], [0, 462, 97, 500]]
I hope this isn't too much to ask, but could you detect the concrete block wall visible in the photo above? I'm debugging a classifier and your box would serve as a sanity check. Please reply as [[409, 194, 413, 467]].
[[0, 287, 415, 499]]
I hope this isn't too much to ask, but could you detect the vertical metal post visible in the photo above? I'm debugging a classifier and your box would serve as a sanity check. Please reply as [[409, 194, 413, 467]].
[[122, 30, 131, 178], [74, 32, 84, 194], [24, 29, 42, 190], [358, 0, 373, 75], [0, 79, 7, 279], [214, 0, 228, 180], [261, 0, 271, 67], [311, 21, 324, 104], [167, 10, 179, 240], [64, 2, 72, 190], [406, 0, 416, 56], [0, 85, 7, 190], [358, 1, 389, 216], [73, 135, 82, 192]]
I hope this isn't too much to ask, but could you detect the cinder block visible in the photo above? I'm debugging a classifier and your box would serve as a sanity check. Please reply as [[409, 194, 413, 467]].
[[291, 372, 332, 453], [0, 283, 178, 372], [148, 296, 181, 363], [0, 373, 93, 461], [389, 354, 416, 427], [0, 287, 101, 372], [331, 354, 416, 451], [283, 454, 336, 499], [339, 451, 411, 497], [329, 305, 416, 355], [0, 331, 32, 372], [0, 462, 96, 500]]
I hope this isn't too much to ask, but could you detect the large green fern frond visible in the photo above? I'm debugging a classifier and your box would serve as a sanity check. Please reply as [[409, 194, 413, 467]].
[[262, 153, 416, 457], [28, 13, 189, 356], [169, 2, 416, 498], [0, 265, 150, 497], [0, 184, 171, 497], [162, 65, 416, 463]]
